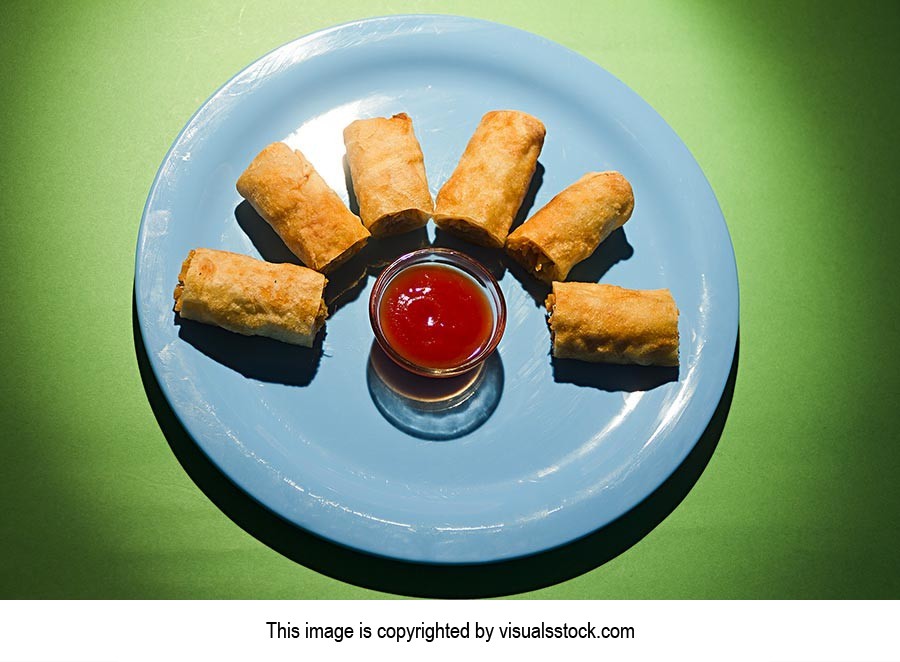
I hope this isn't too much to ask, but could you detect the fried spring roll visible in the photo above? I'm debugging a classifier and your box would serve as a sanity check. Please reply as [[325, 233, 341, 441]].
[[236, 142, 369, 273], [434, 110, 545, 248], [343, 113, 433, 237], [173, 248, 327, 347], [506, 171, 634, 282], [545, 282, 679, 366]]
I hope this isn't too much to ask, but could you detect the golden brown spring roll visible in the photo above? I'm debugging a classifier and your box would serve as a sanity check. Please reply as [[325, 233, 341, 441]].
[[343, 113, 433, 237], [546, 282, 679, 366], [506, 171, 634, 282], [236, 142, 369, 273], [173, 248, 327, 347], [434, 110, 545, 248]]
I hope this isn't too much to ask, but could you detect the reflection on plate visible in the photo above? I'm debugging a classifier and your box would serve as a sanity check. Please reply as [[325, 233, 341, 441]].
[[135, 15, 738, 564]]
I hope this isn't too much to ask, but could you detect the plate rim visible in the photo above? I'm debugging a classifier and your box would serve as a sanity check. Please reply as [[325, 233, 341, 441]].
[[134, 13, 740, 565]]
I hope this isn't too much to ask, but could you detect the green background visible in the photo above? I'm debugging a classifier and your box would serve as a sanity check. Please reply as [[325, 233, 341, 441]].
[[2, 0, 898, 598]]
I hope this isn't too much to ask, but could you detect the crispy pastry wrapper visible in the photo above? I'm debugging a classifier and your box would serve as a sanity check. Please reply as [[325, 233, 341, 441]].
[[434, 110, 545, 248], [173, 248, 327, 347], [236, 142, 369, 273], [545, 282, 679, 366], [343, 113, 433, 237], [506, 171, 634, 282]]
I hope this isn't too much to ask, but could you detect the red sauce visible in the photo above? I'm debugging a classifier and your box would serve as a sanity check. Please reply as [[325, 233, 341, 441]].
[[379, 264, 494, 370]]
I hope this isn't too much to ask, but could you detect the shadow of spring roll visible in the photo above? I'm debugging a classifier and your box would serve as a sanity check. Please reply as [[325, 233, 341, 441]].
[[343, 113, 433, 237], [173, 248, 327, 347], [236, 142, 369, 273], [506, 171, 634, 282], [434, 110, 545, 248], [546, 282, 679, 366]]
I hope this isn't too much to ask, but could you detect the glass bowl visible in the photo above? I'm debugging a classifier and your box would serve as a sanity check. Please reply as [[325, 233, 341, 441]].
[[369, 247, 506, 378]]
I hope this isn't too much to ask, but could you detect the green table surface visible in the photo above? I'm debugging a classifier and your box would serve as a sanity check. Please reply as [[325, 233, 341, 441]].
[[2, 0, 898, 599]]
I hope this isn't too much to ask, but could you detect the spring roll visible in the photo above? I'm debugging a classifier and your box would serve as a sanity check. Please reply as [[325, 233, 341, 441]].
[[434, 110, 545, 248], [343, 113, 433, 237], [506, 171, 634, 282], [173, 248, 327, 347], [236, 142, 369, 273], [546, 282, 679, 366]]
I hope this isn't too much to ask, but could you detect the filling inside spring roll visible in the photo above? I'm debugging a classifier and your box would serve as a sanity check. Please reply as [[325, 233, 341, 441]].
[[506, 239, 556, 281], [343, 113, 433, 237], [236, 142, 369, 273], [174, 248, 327, 347], [506, 172, 634, 283], [546, 282, 679, 366], [434, 110, 545, 248]]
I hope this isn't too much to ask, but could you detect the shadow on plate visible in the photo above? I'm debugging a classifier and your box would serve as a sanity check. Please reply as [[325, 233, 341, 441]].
[[175, 314, 323, 387], [504, 227, 634, 308], [136, 291, 739, 598], [508, 161, 545, 234], [432, 229, 506, 281], [365, 227, 431, 274], [234, 200, 303, 266], [503, 255, 551, 308], [552, 357, 678, 392], [566, 226, 634, 282]]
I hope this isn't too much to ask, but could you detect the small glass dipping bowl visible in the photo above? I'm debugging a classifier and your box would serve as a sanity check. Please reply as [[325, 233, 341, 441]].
[[369, 248, 506, 378]]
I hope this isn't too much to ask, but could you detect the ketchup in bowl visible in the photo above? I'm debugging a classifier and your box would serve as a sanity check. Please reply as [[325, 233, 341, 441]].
[[379, 264, 493, 370], [370, 248, 506, 377]]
